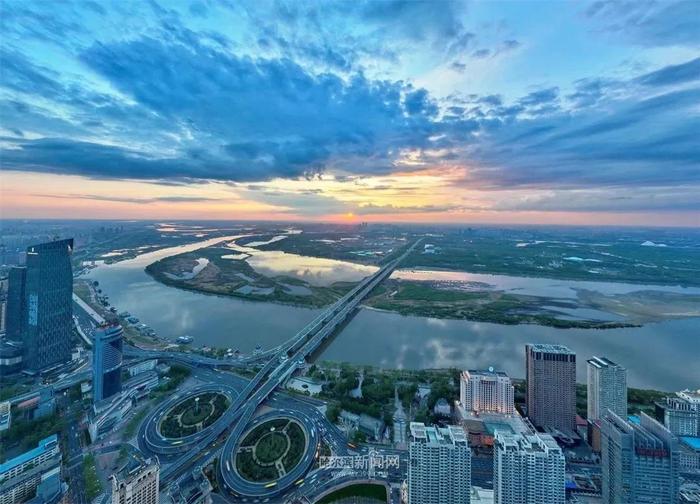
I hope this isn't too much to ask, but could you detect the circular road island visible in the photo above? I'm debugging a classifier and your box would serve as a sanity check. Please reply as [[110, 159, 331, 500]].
[[159, 391, 231, 438], [141, 384, 237, 455], [221, 410, 319, 499]]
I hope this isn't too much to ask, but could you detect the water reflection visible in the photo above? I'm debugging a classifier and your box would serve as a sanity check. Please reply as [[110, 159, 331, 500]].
[[325, 309, 699, 390], [226, 240, 378, 286]]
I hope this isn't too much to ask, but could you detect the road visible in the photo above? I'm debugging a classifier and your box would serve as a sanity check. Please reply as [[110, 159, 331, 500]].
[[64, 403, 89, 504]]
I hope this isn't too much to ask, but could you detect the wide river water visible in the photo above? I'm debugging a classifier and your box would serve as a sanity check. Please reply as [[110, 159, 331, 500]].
[[85, 236, 700, 390]]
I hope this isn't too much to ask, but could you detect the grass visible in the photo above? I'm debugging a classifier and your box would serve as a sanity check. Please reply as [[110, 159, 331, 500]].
[[83, 453, 102, 500], [365, 279, 635, 329], [235, 419, 307, 482], [317, 483, 388, 503], [159, 392, 230, 438], [255, 432, 288, 464], [123, 409, 148, 440]]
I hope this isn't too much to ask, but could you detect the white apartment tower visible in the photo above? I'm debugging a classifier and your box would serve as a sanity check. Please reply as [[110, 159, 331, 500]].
[[408, 422, 471, 504], [493, 431, 566, 504], [587, 356, 627, 422], [663, 389, 700, 437], [111, 457, 159, 504], [460, 368, 515, 415]]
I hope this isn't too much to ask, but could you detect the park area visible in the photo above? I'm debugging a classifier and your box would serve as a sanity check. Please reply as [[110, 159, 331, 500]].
[[158, 392, 230, 438], [234, 417, 307, 482]]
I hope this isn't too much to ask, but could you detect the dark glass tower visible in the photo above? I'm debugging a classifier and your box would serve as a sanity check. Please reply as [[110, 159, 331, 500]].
[[526, 343, 577, 434], [5, 266, 27, 341], [92, 323, 124, 403], [22, 239, 74, 371]]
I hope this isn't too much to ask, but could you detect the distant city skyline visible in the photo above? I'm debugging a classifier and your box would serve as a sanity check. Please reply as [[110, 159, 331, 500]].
[[1, 0, 698, 226]]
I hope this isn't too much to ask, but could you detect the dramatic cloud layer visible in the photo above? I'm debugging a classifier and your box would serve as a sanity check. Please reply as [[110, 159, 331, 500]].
[[0, 0, 698, 221]]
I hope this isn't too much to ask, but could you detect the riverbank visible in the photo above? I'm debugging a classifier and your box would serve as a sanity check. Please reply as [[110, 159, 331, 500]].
[[144, 245, 355, 308], [364, 280, 638, 329]]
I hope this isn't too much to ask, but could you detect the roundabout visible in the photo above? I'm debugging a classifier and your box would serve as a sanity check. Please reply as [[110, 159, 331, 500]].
[[220, 410, 319, 498], [159, 391, 230, 438], [140, 384, 237, 455]]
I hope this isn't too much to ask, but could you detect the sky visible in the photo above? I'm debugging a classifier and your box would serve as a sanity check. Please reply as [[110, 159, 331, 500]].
[[0, 0, 699, 226]]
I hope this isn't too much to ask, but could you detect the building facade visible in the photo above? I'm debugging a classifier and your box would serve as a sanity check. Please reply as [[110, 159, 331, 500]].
[[460, 368, 514, 415], [601, 411, 679, 503], [0, 435, 61, 504], [21, 239, 74, 371], [587, 356, 627, 422], [663, 389, 700, 437], [5, 267, 26, 342], [493, 430, 565, 504], [0, 341, 23, 377], [526, 343, 576, 433], [111, 456, 159, 504], [93, 323, 124, 403], [408, 422, 471, 504]]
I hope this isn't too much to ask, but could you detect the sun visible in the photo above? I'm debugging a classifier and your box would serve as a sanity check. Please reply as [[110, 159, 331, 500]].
[[344, 212, 356, 220]]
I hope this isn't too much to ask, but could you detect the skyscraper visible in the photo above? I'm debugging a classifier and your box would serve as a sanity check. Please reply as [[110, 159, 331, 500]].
[[5, 266, 26, 341], [601, 411, 679, 504], [93, 323, 124, 403], [111, 455, 159, 504], [21, 239, 74, 371], [526, 343, 576, 433], [493, 431, 565, 504], [460, 368, 514, 415], [408, 422, 471, 504], [587, 356, 627, 422]]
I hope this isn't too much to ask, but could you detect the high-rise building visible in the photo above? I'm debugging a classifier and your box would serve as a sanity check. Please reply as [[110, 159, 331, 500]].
[[111, 456, 160, 504], [493, 431, 565, 504], [93, 323, 124, 403], [587, 356, 627, 422], [601, 411, 679, 504], [5, 266, 26, 341], [662, 389, 700, 437], [21, 239, 74, 371], [408, 422, 471, 504], [460, 368, 514, 415], [526, 343, 576, 433]]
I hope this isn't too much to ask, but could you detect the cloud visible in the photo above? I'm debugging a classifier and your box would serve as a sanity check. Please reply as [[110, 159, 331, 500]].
[[34, 193, 223, 204], [1, 31, 443, 181], [584, 0, 700, 48], [355, 203, 462, 215], [637, 57, 700, 87], [493, 186, 700, 212], [518, 87, 559, 107], [463, 85, 700, 190], [1, 1, 698, 217]]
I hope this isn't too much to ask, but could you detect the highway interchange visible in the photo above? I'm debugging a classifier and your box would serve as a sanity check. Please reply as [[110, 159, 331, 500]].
[[68, 240, 420, 502]]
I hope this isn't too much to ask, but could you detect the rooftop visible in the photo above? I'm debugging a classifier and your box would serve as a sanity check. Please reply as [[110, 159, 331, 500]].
[[527, 343, 575, 355], [494, 431, 562, 455], [681, 436, 700, 450], [0, 434, 58, 475], [678, 389, 700, 403], [410, 422, 468, 446], [587, 356, 622, 369], [465, 368, 509, 378]]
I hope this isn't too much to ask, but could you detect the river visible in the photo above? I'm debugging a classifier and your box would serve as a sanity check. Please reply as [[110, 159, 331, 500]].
[[85, 236, 700, 390]]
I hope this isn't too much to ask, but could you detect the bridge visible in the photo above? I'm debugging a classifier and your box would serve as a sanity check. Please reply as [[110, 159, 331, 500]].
[[158, 239, 420, 487]]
